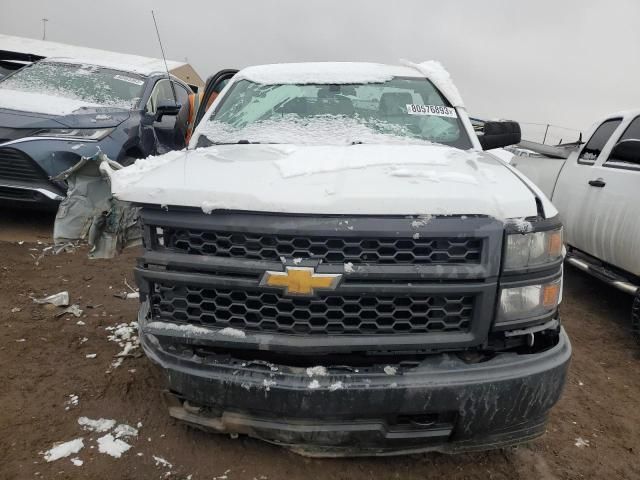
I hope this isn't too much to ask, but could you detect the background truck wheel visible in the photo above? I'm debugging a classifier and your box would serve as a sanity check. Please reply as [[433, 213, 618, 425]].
[[633, 291, 640, 344]]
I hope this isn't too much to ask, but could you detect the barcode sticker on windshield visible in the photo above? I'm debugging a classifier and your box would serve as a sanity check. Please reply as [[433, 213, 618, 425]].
[[406, 104, 457, 118], [114, 75, 144, 86]]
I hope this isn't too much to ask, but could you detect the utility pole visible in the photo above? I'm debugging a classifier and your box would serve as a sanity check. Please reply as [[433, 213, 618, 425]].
[[42, 18, 48, 40]]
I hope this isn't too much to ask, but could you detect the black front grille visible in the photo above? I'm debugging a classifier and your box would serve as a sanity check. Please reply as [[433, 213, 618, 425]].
[[161, 228, 482, 265], [150, 282, 474, 335], [0, 185, 34, 201], [0, 148, 49, 183]]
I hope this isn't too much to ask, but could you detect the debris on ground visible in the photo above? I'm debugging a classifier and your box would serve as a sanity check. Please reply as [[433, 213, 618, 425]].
[[56, 304, 83, 318], [153, 455, 173, 468], [42, 438, 84, 462], [105, 322, 139, 370], [10, 307, 21, 313], [65, 394, 79, 411], [574, 437, 590, 448], [32, 291, 69, 307]]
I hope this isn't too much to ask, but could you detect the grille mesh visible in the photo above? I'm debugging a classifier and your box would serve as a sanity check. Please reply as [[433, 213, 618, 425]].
[[160, 228, 482, 265], [0, 148, 48, 183], [150, 283, 474, 335]]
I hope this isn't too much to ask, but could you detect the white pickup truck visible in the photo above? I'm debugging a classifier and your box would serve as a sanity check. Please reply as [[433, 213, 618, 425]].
[[512, 111, 640, 336], [106, 61, 571, 456]]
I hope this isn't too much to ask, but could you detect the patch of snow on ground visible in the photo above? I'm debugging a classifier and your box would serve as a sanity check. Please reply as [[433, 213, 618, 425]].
[[97, 434, 131, 458], [42, 438, 84, 462], [113, 423, 138, 439], [78, 417, 116, 433], [70, 457, 83, 466], [306, 366, 328, 377]]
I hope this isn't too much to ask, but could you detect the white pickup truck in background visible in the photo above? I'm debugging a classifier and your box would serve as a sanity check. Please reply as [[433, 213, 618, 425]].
[[513, 110, 640, 337]]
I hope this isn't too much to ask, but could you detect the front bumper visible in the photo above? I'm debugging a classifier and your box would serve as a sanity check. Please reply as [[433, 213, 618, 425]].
[[139, 304, 571, 456]]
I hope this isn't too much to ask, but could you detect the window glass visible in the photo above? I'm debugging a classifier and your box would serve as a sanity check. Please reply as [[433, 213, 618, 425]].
[[578, 118, 621, 163], [0, 61, 145, 109], [200, 77, 472, 149], [606, 116, 640, 167]]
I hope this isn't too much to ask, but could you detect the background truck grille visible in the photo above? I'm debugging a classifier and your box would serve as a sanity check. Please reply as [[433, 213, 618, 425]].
[[160, 228, 482, 265], [150, 282, 474, 335], [0, 148, 48, 183]]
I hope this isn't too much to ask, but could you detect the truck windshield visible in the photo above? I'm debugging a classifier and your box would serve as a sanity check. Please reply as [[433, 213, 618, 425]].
[[0, 61, 145, 110], [200, 78, 472, 148]]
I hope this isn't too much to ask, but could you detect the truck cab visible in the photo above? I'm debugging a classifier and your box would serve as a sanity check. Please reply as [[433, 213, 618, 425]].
[[107, 61, 571, 456], [513, 111, 640, 336]]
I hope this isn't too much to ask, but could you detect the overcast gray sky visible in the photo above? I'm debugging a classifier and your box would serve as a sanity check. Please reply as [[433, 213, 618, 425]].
[[2, 0, 638, 143]]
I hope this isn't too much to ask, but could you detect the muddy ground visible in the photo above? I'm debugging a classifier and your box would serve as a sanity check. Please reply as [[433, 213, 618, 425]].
[[0, 209, 639, 479]]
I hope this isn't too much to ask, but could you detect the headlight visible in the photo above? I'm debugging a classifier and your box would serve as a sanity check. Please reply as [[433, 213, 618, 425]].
[[497, 277, 561, 324], [34, 128, 114, 141], [504, 227, 563, 270]]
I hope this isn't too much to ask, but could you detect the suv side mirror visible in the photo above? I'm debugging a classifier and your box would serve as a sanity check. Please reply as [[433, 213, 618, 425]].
[[478, 121, 521, 150], [155, 100, 181, 121], [609, 139, 640, 164]]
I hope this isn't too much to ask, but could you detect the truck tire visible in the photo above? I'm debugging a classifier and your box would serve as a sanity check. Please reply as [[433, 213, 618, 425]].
[[633, 291, 640, 344]]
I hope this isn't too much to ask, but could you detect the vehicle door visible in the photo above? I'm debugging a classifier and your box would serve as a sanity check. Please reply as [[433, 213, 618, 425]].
[[578, 115, 640, 276], [551, 117, 624, 255], [193, 69, 238, 128], [145, 79, 191, 154]]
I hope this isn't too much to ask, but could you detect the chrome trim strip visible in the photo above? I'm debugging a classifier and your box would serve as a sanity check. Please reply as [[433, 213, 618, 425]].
[[0, 136, 97, 147], [0, 182, 64, 201]]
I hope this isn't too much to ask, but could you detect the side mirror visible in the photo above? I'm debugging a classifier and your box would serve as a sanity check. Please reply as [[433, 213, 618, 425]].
[[609, 139, 640, 164], [155, 100, 181, 121], [478, 121, 521, 150]]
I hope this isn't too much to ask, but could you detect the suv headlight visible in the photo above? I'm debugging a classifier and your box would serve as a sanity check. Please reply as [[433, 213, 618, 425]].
[[497, 277, 562, 324], [34, 128, 114, 141], [504, 227, 563, 270]]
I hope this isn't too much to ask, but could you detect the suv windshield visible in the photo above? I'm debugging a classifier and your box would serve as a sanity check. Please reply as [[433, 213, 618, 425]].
[[199, 77, 472, 148], [0, 61, 145, 110]]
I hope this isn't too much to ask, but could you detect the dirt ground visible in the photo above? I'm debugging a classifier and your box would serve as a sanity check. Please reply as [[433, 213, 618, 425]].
[[1, 211, 639, 480]]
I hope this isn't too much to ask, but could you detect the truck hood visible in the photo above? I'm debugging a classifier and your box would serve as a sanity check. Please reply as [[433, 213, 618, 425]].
[[108, 143, 540, 219]]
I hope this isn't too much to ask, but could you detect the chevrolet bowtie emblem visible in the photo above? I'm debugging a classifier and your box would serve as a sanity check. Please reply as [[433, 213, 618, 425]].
[[260, 267, 342, 296]]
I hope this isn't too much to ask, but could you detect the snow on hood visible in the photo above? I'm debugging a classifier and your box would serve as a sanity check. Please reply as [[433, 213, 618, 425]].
[[0, 89, 105, 116], [107, 144, 539, 220]]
